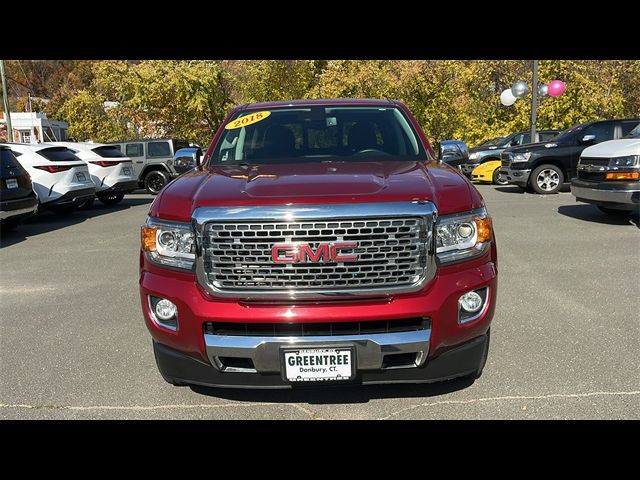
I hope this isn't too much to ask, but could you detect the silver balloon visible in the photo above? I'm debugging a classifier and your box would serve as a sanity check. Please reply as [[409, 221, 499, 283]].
[[511, 80, 529, 98], [538, 83, 549, 98]]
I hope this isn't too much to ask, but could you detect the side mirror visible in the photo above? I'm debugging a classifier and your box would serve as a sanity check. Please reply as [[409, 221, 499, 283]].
[[173, 147, 202, 173], [438, 140, 470, 167], [580, 134, 596, 145]]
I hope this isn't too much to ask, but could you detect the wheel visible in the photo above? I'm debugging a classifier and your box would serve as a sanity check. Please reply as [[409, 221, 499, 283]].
[[98, 193, 125, 205], [530, 164, 564, 194], [492, 168, 509, 185], [467, 329, 491, 380], [597, 206, 630, 216], [77, 197, 95, 210], [144, 170, 170, 195]]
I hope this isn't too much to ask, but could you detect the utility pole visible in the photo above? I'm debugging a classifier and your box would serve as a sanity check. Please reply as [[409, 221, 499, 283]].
[[530, 60, 538, 143], [1, 60, 13, 141]]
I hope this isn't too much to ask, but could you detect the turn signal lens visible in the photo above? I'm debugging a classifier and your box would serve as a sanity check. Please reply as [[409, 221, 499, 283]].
[[476, 217, 492, 243], [141, 226, 157, 252], [605, 172, 639, 180]]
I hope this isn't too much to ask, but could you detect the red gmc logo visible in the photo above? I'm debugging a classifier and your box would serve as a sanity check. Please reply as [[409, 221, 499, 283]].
[[272, 243, 358, 263]]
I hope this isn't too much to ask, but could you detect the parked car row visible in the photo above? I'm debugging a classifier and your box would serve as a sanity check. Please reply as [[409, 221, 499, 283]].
[[0, 141, 203, 231], [441, 117, 640, 217]]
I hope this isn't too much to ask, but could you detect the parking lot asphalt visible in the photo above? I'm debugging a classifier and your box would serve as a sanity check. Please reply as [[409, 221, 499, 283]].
[[1, 186, 638, 420]]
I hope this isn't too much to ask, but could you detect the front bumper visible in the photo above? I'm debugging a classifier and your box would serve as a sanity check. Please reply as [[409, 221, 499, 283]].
[[500, 167, 531, 186], [140, 249, 497, 388], [460, 163, 480, 176], [0, 193, 38, 222], [154, 333, 489, 388], [571, 178, 640, 209]]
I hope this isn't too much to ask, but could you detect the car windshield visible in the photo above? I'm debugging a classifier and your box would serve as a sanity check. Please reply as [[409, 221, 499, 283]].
[[625, 124, 640, 138], [552, 124, 585, 143], [477, 137, 503, 148], [211, 106, 426, 165]]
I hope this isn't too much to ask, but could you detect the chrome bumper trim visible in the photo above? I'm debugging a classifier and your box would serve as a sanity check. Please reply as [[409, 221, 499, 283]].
[[204, 328, 431, 373]]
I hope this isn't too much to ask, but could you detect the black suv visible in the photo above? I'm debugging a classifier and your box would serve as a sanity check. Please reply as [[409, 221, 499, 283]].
[[460, 130, 561, 178], [0, 145, 38, 230], [500, 119, 640, 194]]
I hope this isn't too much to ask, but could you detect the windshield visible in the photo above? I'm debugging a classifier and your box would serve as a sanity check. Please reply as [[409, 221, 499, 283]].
[[211, 106, 426, 165], [477, 137, 503, 148], [625, 124, 640, 138], [552, 124, 585, 143]]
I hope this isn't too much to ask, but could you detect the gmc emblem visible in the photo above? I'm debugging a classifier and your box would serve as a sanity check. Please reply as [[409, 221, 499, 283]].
[[272, 243, 358, 263]]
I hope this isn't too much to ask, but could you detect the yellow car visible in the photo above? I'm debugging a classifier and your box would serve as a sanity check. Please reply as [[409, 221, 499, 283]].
[[471, 160, 508, 185]]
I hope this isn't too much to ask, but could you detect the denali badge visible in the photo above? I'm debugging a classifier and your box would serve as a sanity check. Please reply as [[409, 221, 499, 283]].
[[272, 243, 358, 263]]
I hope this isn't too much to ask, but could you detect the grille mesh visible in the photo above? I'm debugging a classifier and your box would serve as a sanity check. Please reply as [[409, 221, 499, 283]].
[[202, 217, 426, 292]]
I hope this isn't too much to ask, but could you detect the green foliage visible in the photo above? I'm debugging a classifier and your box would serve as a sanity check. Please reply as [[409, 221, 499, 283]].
[[5, 60, 639, 147]]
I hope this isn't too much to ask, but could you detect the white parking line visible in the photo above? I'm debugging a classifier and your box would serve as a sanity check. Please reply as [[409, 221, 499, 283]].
[[2, 390, 637, 419], [379, 390, 640, 419]]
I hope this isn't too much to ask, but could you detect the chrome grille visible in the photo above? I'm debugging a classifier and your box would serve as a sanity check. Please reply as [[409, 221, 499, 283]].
[[202, 217, 427, 293], [579, 157, 610, 167]]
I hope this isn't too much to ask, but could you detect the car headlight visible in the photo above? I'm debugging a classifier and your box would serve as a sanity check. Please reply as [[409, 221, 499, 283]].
[[141, 218, 195, 270], [609, 155, 640, 167], [436, 207, 493, 264], [469, 152, 480, 160], [512, 152, 531, 163]]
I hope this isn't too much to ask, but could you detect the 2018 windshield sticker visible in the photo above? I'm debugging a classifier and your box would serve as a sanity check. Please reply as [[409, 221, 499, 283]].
[[225, 111, 271, 129]]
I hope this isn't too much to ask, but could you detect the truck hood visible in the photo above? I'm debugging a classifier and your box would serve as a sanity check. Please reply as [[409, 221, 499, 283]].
[[504, 141, 558, 154], [150, 161, 483, 222], [581, 139, 640, 157]]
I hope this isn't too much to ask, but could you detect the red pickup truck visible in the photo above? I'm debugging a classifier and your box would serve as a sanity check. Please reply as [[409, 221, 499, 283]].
[[139, 99, 497, 388]]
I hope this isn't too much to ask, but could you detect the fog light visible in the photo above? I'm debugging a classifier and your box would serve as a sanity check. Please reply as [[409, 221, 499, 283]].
[[155, 298, 177, 321], [458, 288, 488, 324], [149, 296, 178, 331], [459, 291, 483, 313]]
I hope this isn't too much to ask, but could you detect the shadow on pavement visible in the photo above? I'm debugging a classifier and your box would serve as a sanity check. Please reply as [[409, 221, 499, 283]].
[[557, 204, 639, 228], [494, 186, 525, 194], [0, 196, 154, 248], [189, 376, 475, 405]]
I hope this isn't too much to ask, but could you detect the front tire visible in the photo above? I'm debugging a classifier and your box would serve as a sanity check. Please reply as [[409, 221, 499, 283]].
[[492, 168, 509, 185], [531, 164, 564, 194], [144, 170, 170, 195], [98, 193, 125, 205]]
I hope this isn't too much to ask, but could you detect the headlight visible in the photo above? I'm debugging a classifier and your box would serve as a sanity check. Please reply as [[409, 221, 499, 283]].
[[512, 152, 531, 163], [436, 207, 492, 264], [469, 152, 480, 160], [609, 155, 640, 167], [141, 218, 195, 270]]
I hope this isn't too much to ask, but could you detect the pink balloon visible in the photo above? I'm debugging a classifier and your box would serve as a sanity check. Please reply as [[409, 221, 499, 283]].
[[547, 80, 566, 97]]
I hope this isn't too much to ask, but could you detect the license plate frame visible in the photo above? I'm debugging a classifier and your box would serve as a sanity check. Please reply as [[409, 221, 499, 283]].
[[281, 346, 356, 383]]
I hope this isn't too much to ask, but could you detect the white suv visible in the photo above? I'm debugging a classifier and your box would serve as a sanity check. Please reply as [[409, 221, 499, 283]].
[[3, 143, 95, 213], [53, 142, 138, 207]]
